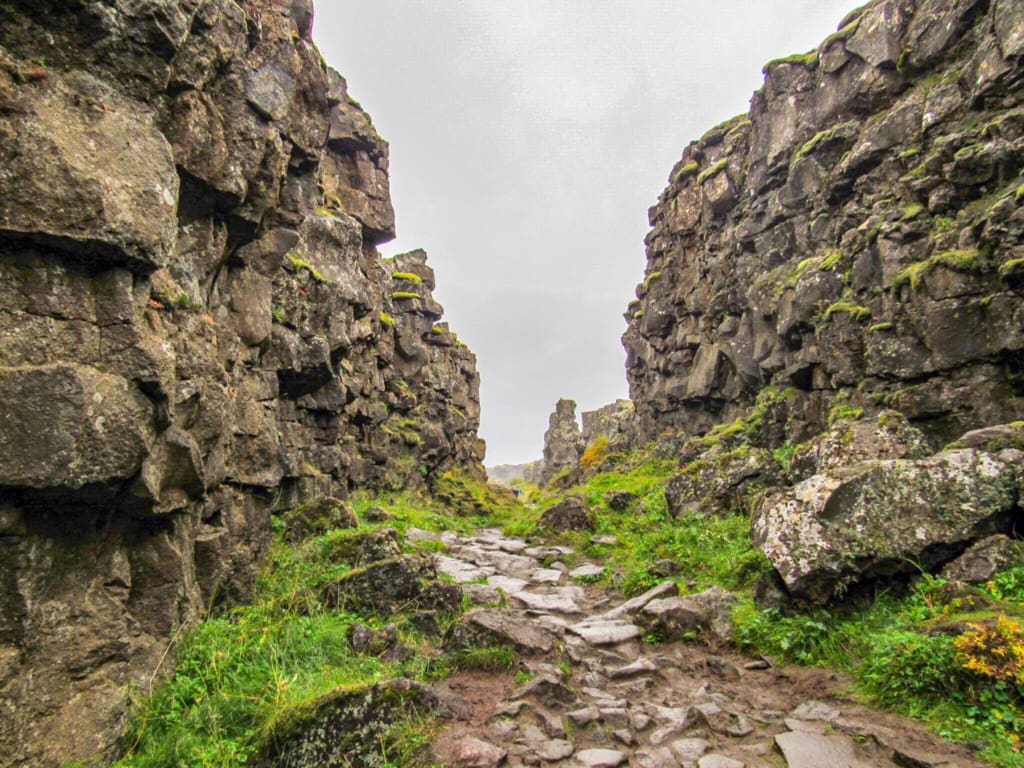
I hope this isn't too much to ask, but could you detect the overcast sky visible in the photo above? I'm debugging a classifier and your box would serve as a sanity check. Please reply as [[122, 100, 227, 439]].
[[314, 1, 856, 466]]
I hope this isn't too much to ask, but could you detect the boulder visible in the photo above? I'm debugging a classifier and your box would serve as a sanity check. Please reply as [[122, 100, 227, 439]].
[[259, 679, 467, 768], [445, 609, 557, 656], [666, 444, 781, 517], [282, 498, 358, 542], [640, 587, 738, 642], [323, 528, 402, 566], [941, 534, 1022, 584], [789, 411, 931, 482], [539, 497, 596, 533], [752, 449, 1019, 604], [604, 489, 636, 511], [322, 555, 435, 613]]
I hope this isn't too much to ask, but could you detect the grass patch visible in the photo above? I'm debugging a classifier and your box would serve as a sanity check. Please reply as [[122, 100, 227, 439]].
[[379, 311, 395, 329], [821, 300, 871, 323], [286, 252, 328, 284], [392, 271, 423, 284], [697, 157, 729, 185], [392, 291, 420, 301]]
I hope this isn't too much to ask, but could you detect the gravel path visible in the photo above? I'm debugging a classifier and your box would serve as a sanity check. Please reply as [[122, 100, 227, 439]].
[[427, 528, 983, 768]]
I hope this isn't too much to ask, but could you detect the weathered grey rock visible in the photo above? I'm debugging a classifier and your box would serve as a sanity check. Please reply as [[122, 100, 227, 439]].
[[941, 535, 1022, 584], [568, 619, 642, 645], [753, 449, 1019, 603], [603, 580, 679, 620], [624, 0, 1024, 453], [283, 497, 358, 543], [670, 738, 711, 763], [575, 748, 628, 768], [604, 490, 635, 511], [774, 730, 876, 768], [0, 71, 179, 269], [541, 399, 585, 485], [666, 445, 780, 517], [0, 365, 154, 490], [697, 756, 745, 768], [350, 622, 399, 656], [537, 739, 575, 761], [570, 564, 606, 580], [539, 496, 596, 533], [451, 736, 507, 768], [640, 587, 737, 642], [445, 610, 556, 656], [322, 555, 435, 613]]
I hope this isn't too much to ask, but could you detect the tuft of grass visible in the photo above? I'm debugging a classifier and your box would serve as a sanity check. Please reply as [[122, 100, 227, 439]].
[[392, 271, 423, 284], [379, 311, 395, 329], [868, 322, 894, 333], [821, 300, 871, 323], [287, 252, 328, 284], [819, 250, 843, 271], [392, 291, 420, 301], [673, 161, 700, 182], [697, 157, 730, 185]]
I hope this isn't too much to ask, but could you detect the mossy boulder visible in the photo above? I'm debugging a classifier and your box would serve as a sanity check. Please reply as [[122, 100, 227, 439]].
[[321, 555, 435, 613], [538, 496, 596, 532], [752, 448, 1020, 605], [665, 444, 781, 518], [283, 498, 358, 543], [322, 528, 402, 566], [789, 410, 931, 482], [258, 679, 468, 768]]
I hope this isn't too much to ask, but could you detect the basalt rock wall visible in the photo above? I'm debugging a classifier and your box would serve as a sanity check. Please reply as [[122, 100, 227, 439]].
[[624, 0, 1024, 447], [0, 2, 483, 766]]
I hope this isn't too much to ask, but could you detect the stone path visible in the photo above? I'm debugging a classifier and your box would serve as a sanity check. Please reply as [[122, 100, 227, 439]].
[[428, 528, 983, 768]]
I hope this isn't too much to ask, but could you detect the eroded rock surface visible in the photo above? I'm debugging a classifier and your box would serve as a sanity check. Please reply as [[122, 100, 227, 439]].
[[624, 0, 1024, 448], [0, 3, 484, 765], [428, 528, 985, 768]]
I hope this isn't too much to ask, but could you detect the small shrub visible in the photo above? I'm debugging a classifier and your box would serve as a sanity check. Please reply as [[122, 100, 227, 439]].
[[580, 435, 610, 469], [955, 616, 1024, 685]]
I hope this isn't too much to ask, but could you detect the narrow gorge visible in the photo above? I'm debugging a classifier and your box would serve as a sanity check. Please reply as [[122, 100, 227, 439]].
[[0, 1, 1022, 767]]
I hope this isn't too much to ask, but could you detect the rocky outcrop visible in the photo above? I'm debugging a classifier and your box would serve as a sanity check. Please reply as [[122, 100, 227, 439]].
[[0, 2, 483, 766], [624, 0, 1024, 448], [752, 446, 1021, 604], [541, 399, 585, 484], [581, 399, 636, 454]]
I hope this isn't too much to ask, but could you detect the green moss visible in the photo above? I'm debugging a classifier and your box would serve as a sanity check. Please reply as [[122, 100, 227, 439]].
[[379, 311, 395, 329], [287, 252, 328, 284], [1016, 183, 1024, 202], [828, 403, 865, 424], [392, 271, 423, 284], [641, 271, 662, 291], [999, 258, 1024, 279], [821, 301, 871, 323], [697, 157, 730, 185], [764, 50, 819, 72], [900, 202, 926, 221], [272, 306, 286, 324], [868, 322, 894, 333], [632, 310, 645, 319], [392, 291, 420, 301], [933, 248, 982, 273], [931, 215, 956, 233], [672, 161, 700, 182], [898, 148, 921, 161], [430, 325, 446, 335], [819, 250, 843, 271], [792, 123, 853, 164], [896, 48, 911, 74], [381, 416, 424, 447]]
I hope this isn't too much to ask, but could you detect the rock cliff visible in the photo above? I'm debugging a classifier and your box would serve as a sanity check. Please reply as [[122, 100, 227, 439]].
[[0, 2, 483, 765], [624, 0, 1024, 448]]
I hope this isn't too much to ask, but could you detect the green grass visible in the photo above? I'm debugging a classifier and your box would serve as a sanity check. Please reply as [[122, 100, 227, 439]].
[[821, 300, 871, 323], [697, 157, 730, 185], [113, 483, 529, 768], [734, 572, 1024, 767], [286, 252, 328, 284], [392, 272, 423, 284]]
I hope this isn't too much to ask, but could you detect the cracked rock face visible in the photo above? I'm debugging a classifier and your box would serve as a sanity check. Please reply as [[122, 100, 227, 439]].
[[0, 2, 483, 765], [624, 0, 1024, 449]]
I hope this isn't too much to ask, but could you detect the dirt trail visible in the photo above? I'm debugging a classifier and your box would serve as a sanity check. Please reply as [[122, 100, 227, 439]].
[[427, 528, 982, 768]]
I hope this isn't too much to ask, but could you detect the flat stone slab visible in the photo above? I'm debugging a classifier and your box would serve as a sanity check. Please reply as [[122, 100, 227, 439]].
[[698, 755, 745, 768], [570, 563, 606, 579], [568, 619, 641, 645], [531, 567, 565, 584], [451, 736, 507, 768], [774, 730, 876, 768], [461, 583, 502, 605], [537, 739, 575, 761], [609, 656, 658, 679], [602, 580, 679, 620], [487, 574, 529, 593], [406, 527, 441, 542], [436, 555, 494, 583], [510, 590, 582, 614], [575, 748, 627, 767]]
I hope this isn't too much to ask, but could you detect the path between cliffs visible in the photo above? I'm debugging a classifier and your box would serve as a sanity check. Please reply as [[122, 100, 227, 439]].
[[420, 527, 982, 768]]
